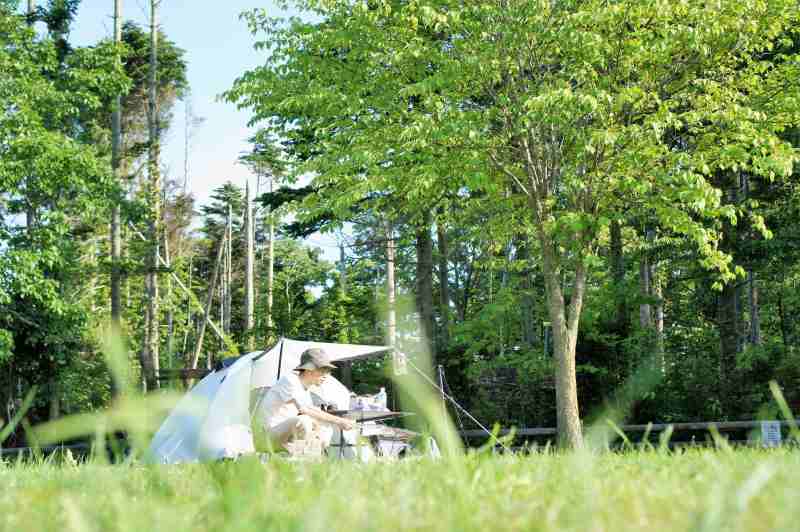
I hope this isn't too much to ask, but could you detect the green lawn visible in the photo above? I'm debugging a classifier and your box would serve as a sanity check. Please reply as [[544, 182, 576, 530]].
[[1, 449, 798, 532]]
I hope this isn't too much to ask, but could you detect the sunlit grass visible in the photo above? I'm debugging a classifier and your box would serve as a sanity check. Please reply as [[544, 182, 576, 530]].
[[9, 322, 798, 532], [1, 449, 799, 532]]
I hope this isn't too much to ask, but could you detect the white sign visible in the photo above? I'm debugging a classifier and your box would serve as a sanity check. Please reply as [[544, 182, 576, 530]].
[[761, 421, 782, 447]]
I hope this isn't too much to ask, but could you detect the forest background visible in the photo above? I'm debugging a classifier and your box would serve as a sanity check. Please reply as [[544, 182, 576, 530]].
[[1, 0, 800, 448]]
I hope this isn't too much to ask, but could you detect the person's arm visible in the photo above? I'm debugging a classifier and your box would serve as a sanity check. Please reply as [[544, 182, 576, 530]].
[[294, 401, 355, 430]]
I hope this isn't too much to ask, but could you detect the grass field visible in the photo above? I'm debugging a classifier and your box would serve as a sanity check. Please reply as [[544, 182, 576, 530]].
[[1, 448, 799, 532]]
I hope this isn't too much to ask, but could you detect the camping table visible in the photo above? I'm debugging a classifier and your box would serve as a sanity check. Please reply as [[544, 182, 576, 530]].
[[330, 410, 414, 423], [328, 411, 415, 459]]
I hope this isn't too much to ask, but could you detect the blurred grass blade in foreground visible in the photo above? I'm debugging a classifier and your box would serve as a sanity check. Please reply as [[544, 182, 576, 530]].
[[101, 324, 132, 396], [0, 386, 37, 447], [31, 394, 182, 451], [585, 354, 664, 451], [769, 380, 800, 441], [387, 295, 463, 459], [31, 325, 182, 456]]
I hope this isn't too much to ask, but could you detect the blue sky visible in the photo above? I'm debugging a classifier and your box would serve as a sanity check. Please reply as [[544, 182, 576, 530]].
[[70, 1, 286, 207], [68, 1, 341, 259]]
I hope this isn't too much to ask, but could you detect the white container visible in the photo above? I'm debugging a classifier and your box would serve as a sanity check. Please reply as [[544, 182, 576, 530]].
[[374, 387, 387, 410]]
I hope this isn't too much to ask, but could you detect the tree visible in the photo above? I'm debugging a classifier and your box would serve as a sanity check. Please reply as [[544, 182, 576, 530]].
[[102, 19, 187, 389], [440, 1, 798, 446], [229, 0, 800, 446], [244, 181, 255, 350], [110, 0, 123, 328], [0, 1, 20, 14], [240, 135, 287, 342], [142, 0, 161, 391], [0, 7, 128, 427], [260, 239, 332, 339], [117, 20, 187, 173]]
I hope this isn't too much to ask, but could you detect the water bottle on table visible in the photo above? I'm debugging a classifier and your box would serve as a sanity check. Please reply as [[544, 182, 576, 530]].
[[374, 387, 387, 411]]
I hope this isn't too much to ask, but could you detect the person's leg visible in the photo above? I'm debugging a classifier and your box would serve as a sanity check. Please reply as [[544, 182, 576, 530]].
[[265, 415, 314, 450]]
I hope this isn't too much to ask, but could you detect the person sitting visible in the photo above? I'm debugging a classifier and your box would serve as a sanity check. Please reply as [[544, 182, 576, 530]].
[[252, 348, 355, 455]]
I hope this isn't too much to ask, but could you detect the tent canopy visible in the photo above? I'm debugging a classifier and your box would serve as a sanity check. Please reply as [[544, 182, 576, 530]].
[[250, 338, 391, 389], [147, 338, 391, 463]]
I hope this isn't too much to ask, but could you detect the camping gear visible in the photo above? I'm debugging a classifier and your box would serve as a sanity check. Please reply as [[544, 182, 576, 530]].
[[147, 338, 391, 464], [375, 387, 387, 409]]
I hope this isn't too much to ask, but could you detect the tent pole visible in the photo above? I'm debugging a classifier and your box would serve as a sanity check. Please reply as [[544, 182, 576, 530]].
[[252, 338, 282, 363], [276, 339, 285, 381]]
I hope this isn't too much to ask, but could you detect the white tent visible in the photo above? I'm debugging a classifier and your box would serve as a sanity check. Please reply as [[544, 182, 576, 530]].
[[147, 338, 391, 464]]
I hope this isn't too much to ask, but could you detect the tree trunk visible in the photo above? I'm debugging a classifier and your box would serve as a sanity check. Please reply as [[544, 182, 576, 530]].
[[639, 254, 651, 329], [24, 2, 37, 232], [415, 213, 435, 357], [183, 96, 191, 194], [218, 280, 224, 343], [339, 242, 348, 293], [653, 274, 665, 372], [540, 235, 584, 449], [340, 361, 353, 389], [285, 279, 292, 326], [718, 279, 741, 407], [748, 270, 761, 345], [110, 0, 123, 331], [244, 182, 255, 350], [224, 205, 233, 335], [778, 276, 791, 349], [716, 176, 746, 408], [190, 234, 226, 370], [457, 260, 474, 322], [141, 289, 153, 391], [717, 179, 742, 409], [647, 229, 663, 373], [266, 177, 275, 334], [164, 225, 174, 369], [385, 221, 396, 347], [436, 220, 450, 351], [610, 220, 627, 335], [338, 238, 351, 385], [145, 0, 161, 390], [123, 224, 130, 310], [181, 253, 193, 357], [49, 380, 60, 420], [516, 235, 537, 347]]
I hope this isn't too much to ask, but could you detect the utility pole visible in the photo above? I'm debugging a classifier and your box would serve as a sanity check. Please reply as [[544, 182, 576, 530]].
[[110, 0, 123, 328], [244, 181, 255, 350]]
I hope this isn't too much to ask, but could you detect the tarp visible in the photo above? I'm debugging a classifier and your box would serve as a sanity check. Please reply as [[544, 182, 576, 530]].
[[147, 338, 390, 464], [251, 338, 390, 389]]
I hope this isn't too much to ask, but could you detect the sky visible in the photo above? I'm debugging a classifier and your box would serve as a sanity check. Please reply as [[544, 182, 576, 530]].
[[68, 0, 341, 259]]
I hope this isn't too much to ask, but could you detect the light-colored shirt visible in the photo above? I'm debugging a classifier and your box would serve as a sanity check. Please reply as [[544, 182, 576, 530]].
[[253, 372, 314, 430]]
